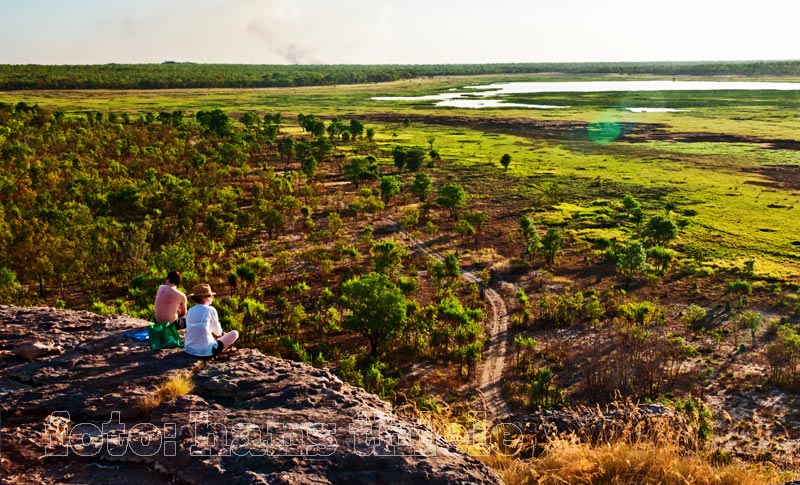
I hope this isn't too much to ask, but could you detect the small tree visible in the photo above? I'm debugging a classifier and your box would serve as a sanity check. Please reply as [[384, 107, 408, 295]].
[[309, 119, 326, 138], [371, 241, 407, 277], [455, 219, 475, 244], [519, 216, 540, 260], [426, 135, 436, 151], [767, 325, 800, 388], [443, 252, 461, 280], [343, 157, 374, 188], [460, 342, 483, 380], [196, 109, 233, 137], [341, 272, 408, 357], [514, 289, 530, 326], [312, 136, 334, 161], [260, 203, 286, 239], [540, 228, 564, 266], [742, 258, 756, 278], [301, 156, 318, 182], [647, 246, 674, 276], [393, 146, 408, 171], [405, 147, 426, 172], [400, 206, 420, 230], [622, 194, 641, 217], [513, 334, 538, 367], [277, 136, 296, 164], [349, 119, 365, 139], [682, 303, 707, 329], [733, 310, 762, 349], [500, 153, 512, 172], [264, 112, 282, 130], [462, 211, 488, 234], [432, 252, 461, 288], [728, 279, 753, 312], [436, 183, 467, 220], [393, 146, 425, 172], [239, 112, 261, 131], [616, 240, 648, 290], [643, 214, 678, 247], [380, 176, 401, 204], [411, 172, 432, 203], [234, 264, 257, 297], [0, 267, 20, 300], [327, 117, 346, 141]]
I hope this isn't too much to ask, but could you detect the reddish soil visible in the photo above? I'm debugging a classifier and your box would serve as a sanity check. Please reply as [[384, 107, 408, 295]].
[[362, 112, 800, 150], [752, 164, 800, 191]]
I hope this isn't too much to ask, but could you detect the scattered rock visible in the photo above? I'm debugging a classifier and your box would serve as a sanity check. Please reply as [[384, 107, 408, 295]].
[[11, 339, 61, 360]]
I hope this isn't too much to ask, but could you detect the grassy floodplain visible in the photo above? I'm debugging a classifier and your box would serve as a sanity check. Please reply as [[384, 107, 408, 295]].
[[2, 73, 799, 281]]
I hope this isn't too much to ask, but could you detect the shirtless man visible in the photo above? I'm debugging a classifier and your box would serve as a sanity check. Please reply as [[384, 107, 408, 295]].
[[154, 271, 187, 328]]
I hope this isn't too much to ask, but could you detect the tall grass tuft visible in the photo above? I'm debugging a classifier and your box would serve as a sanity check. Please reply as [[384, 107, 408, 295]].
[[139, 370, 195, 414]]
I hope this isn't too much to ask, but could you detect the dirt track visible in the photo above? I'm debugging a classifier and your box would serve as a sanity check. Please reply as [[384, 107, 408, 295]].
[[384, 218, 512, 419], [464, 272, 512, 420]]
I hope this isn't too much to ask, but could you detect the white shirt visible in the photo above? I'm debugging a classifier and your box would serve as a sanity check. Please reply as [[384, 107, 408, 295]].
[[184, 304, 222, 357]]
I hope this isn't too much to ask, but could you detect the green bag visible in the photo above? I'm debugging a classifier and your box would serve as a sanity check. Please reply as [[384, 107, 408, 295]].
[[146, 321, 181, 351]]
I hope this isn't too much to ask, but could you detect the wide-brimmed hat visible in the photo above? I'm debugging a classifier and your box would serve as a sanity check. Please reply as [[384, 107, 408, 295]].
[[190, 284, 216, 297]]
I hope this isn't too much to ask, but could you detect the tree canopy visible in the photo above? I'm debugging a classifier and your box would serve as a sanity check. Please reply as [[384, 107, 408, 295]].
[[3, 61, 800, 90], [436, 183, 467, 220], [340, 272, 408, 357]]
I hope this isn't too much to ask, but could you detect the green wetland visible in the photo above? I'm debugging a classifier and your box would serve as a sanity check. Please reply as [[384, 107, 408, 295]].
[[4, 74, 800, 279]]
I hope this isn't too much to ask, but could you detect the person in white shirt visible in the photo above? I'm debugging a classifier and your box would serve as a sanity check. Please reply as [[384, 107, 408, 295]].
[[184, 284, 238, 357], [154, 271, 187, 327]]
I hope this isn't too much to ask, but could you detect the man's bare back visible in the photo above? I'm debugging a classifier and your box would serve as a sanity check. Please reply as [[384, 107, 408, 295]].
[[154, 273, 187, 324]]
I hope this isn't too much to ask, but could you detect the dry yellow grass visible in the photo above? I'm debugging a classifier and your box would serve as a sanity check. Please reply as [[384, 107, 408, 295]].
[[482, 438, 791, 485], [139, 370, 195, 413], [397, 400, 796, 485]]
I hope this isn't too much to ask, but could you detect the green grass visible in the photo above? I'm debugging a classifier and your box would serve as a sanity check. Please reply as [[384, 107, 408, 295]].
[[375, 118, 799, 277], [4, 76, 798, 140], [2, 73, 797, 280]]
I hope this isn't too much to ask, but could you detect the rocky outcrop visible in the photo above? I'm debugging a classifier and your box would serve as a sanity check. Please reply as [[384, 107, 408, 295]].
[[0, 306, 502, 484]]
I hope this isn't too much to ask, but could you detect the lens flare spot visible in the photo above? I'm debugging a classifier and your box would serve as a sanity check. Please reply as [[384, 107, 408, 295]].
[[588, 112, 621, 145]]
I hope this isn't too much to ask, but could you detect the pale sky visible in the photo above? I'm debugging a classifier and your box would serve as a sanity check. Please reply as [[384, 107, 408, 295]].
[[1, 0, 797, 65]]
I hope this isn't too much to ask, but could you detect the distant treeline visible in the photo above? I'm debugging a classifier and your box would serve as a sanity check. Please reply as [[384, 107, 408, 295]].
[[1, 61, 799, 90]]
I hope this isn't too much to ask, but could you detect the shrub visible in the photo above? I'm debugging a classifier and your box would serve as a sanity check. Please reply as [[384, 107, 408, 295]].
[[682, 303, 707, 329], [674, 396, 714, 442], [281, 336, 311, 363], [728, 279, 753, 295], [363, 361, 399, 400], [732, 310, 762, 348], [286, 281, 311, 294], [535, 290, 605, 328], [767, 325, 800, 390], [337, 354, 363, 388]]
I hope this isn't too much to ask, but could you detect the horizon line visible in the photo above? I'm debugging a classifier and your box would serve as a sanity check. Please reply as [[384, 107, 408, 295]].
[[3, 59, 800, 68]]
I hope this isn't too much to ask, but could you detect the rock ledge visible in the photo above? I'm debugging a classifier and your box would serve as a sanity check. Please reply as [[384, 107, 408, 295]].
[[0, 305, 501, 484]]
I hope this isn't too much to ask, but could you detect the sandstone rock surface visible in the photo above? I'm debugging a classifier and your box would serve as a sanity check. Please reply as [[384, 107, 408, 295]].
[[0, 305, 502, 484], [11, 339, 61, 361]]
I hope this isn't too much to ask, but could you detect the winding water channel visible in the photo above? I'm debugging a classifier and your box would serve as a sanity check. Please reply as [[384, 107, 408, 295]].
[[372, 80, 800, 110]]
